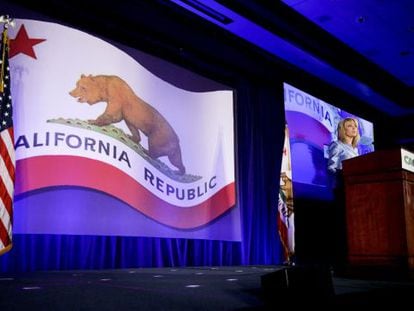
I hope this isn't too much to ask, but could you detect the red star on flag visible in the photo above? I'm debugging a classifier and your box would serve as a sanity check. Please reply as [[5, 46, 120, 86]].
[[9, 24, 46, 59]]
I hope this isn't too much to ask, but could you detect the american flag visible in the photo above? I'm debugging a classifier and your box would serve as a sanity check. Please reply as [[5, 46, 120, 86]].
[[0, 27, 15, 256]]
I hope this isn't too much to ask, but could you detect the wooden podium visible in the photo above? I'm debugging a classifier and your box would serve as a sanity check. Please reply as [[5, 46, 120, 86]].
[[342, 148, 414, 273]]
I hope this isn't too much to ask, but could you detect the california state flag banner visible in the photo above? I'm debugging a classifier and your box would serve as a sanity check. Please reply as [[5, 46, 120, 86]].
[[278, 124, 295, 262], [7, 19, 239, 242]]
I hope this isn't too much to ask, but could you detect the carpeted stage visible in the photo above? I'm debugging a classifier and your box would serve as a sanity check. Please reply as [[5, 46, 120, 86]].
[[1, 265, 414, 309]]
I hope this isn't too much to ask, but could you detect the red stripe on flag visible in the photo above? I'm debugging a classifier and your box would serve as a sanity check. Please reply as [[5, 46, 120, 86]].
[[0, 179, 13, 218], [277, 215, 289, 258], [15, 156, 236, 229], [0, 128, 15, 181], [0, 219, 11, 248]]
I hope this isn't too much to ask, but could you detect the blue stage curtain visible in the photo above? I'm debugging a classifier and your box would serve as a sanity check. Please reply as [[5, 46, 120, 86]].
[[0, 79, 285, 273]]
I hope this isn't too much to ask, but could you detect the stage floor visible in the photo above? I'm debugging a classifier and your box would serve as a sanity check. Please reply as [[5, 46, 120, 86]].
[[1, 265, 413, 309]]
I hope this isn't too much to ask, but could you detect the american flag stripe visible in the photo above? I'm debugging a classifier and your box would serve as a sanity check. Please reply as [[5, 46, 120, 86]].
[[0, 190, 12, 250], [0, 128, 15, 192], [0, 162, 13, 217], [0, 221, 11, 251], [0, 198, 12, 234]]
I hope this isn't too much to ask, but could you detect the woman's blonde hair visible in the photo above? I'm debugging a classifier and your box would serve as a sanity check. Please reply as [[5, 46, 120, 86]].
[[337, 117, 360, 148]]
